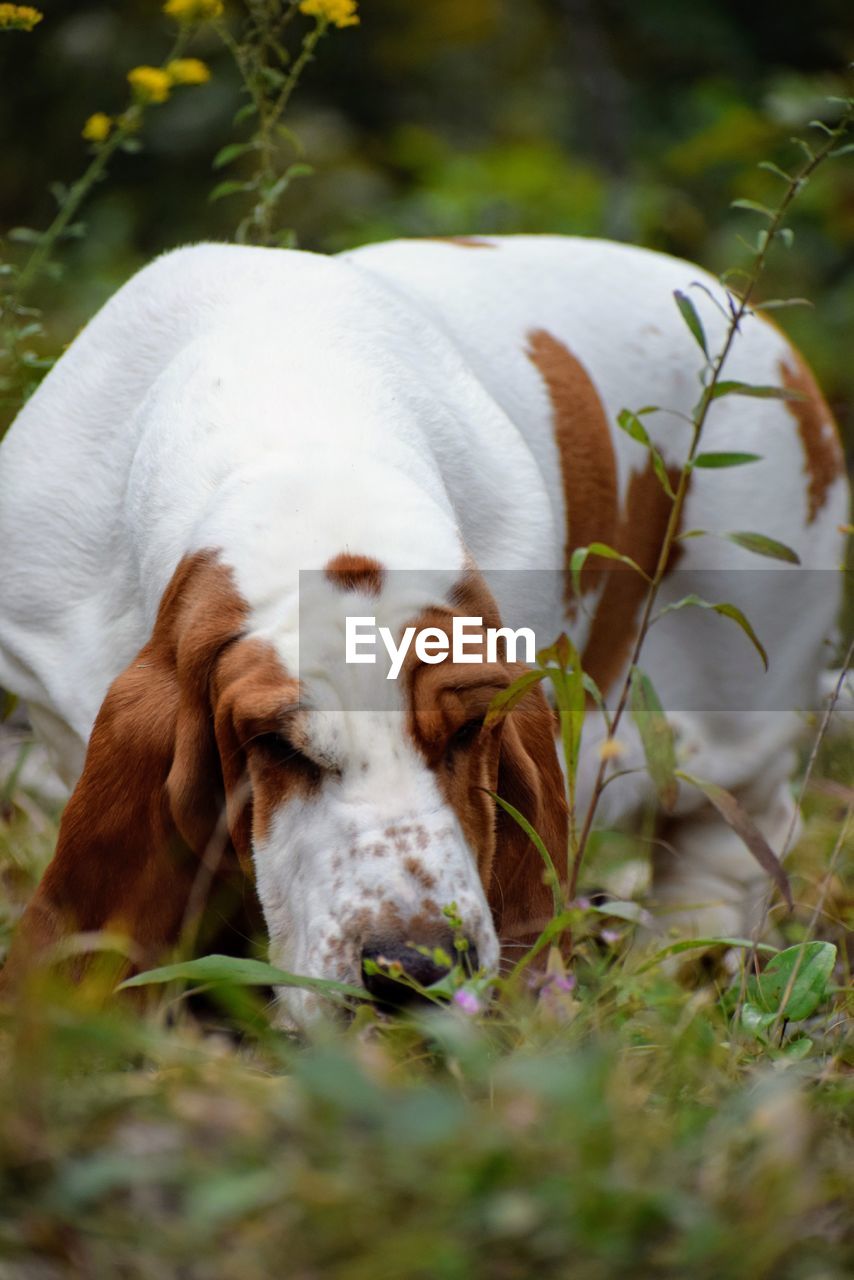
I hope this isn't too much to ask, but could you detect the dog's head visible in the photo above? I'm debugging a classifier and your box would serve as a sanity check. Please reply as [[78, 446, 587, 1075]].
[[10, 551, 566, 1026]]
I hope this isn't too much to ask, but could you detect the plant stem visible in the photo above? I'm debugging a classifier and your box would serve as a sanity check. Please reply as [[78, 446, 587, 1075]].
[[566, 103, 854, 906]]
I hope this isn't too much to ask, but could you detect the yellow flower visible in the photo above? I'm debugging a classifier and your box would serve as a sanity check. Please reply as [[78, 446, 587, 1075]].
[[299, 0, 359, 28], [162, 0, 223, 21], [127, 66, 172, 105], [166, 57, 211, 86], [0, 4, 43, 30], [82, 112, 112, 143], [597, 738, 627, 762]]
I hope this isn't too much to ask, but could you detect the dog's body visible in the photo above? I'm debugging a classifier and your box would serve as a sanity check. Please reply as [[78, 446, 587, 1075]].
[[0, 236, 847, 1023]]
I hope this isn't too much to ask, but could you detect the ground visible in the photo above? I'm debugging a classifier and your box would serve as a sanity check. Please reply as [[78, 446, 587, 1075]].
[[0, 714, 850, 1279]]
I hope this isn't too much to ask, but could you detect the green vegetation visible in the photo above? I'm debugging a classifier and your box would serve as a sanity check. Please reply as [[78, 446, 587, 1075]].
[[1, 736, 851, 1278], [0, 4, 852, 1276]]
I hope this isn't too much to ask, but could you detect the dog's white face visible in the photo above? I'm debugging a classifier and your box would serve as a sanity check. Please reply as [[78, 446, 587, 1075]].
[[210, 559, 525, 1028], [250, 707, 501, 1027], [192, 548, 575, 1029]]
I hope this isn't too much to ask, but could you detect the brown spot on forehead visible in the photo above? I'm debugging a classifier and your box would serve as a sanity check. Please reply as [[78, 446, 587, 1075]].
[[779, 356, 845, 524], [324, 552, 385, 595], [526, 329, 619, 609], [582, 457, 684, 697]]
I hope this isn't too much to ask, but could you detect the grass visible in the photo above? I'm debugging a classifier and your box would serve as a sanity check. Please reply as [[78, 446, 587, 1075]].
[[0, 731, 850, 1279]]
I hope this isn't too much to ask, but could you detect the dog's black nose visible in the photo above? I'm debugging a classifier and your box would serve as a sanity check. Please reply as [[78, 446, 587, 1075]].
[[361, 938, 479, 1008]]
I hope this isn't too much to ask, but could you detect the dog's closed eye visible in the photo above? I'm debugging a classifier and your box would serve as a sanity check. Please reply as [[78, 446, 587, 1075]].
[[253, 732, 331, 779], [446, 716, 486, 754]]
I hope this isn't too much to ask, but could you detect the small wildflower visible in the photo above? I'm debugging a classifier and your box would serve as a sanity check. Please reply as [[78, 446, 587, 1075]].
[[597, 737, 627, 762], [551, 972, 577, 992], [166, 57, 210, 85], [453, 988, 481, 1015], [127, 66, 172, 105], [162, 0, 223, 21], [0, 4, 43, 30], [299, 0, 359, 28], [81, 113, 112, 143], [600, 929, 622, 947]]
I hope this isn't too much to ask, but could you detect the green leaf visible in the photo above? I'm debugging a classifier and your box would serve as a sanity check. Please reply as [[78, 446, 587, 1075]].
[[616, 413, 677, 498], [118, 954, 367, 1000], [757, 160, 793, 182], [777, 227, 795, 249], [213, 140, 259, 169], [8, 227, 44, 245], [630, 666, 677, 811], [636, 937, 778, 974], [723, 531, 801, 564], [209, 179, 253, 203], [489, 792, 562, 916], [754, 298, 813, 312], [570, 542, 649, 601], [673, 289, 708, 358], [536, 632, 573, 670], [677, 772, 791, 908], [284, 161, 313, 180], [710, 380, 803, 401], [730, 197, 775, 220], [649, 449, 677, 499], [484, 669, 547, 728], [829, 142, 854, 157], [588, 899, 653, 926], [741, 942, 837, 1032], [582, 671, 611, 732], [655, 594, 768, 669], [692, 452, 762, 469], [542, 632, 586, 795]]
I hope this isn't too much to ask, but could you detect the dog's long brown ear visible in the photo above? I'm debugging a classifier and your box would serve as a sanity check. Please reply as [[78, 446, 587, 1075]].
[[1, 552, 245, 988], [489, 684, 567, 946]]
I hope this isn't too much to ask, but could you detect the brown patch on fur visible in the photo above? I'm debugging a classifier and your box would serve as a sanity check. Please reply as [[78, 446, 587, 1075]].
[[403, 570, 566, 950], [0, 550, 306, 993], [526, 329, 619, 608], [1, 552, 252, 989], [324, 552, 385, 596], [582, 458, 683, 697], [779, 355, 845, 524]]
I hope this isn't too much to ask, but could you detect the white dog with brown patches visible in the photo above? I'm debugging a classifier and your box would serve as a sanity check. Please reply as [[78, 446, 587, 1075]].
[[0, 236, 847, 1026]]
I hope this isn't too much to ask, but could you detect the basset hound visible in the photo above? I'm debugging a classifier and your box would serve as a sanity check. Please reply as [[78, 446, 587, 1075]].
[[0, 235, 847, 1025]]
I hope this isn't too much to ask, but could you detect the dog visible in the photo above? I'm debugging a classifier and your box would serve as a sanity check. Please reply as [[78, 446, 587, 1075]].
[[0, 235, 847, 1025]]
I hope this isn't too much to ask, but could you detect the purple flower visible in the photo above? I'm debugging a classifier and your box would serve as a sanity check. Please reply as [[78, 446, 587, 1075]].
[[552, 973, 576, 993], [453, 988, 481, 1015]]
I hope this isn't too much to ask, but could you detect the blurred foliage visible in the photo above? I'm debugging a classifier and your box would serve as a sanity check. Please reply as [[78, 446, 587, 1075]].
[[0, 727, 852, 1278], [1, 0, 853, 454]]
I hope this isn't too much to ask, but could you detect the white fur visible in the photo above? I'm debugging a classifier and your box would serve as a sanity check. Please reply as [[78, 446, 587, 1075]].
[[0, 236, 847, 1021]]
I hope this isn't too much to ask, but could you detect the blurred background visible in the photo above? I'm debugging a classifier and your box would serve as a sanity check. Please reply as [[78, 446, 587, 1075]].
[[2, 0, 853, 458]]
